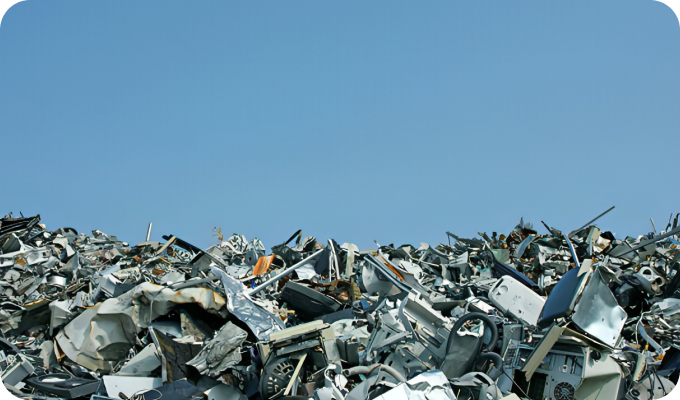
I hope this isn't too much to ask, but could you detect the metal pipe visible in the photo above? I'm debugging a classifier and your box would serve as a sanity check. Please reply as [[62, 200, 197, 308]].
[[247, 249, 324, 296], [563, 233, 581, 270], [568, 206, 615, 238], [614, 225, 680, 258]]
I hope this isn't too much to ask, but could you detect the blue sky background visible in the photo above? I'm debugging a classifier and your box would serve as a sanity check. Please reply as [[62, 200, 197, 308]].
[[1, 1, 679, 250]]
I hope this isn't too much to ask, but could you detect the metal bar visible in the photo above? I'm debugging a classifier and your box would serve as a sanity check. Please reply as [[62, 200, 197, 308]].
[[614, 225, 680, 258], [563, 233, 581, 270], [284, 353, 307, 396], [247, 249, 324, 296], [568, 206, 615, 238], [541, 221, 557, 237]]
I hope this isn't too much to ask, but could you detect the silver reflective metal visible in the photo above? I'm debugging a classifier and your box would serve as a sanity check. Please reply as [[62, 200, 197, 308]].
[[571, 267, 627, 348], [211, 265, 285, 341]]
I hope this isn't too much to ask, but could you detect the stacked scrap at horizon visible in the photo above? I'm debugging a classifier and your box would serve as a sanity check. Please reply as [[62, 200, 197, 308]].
[[0, 208, 678, 400]]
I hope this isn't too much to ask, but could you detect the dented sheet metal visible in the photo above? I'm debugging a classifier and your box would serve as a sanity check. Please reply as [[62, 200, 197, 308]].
[[571, 267, 627, 348], [211, 265, 285, 340], [186, 321, 247, 377]]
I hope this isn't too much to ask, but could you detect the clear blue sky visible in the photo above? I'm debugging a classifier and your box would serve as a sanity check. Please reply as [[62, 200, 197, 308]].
[[1, 1, 679, 250]]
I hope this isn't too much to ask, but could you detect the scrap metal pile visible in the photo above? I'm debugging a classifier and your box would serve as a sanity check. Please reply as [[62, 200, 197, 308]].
[[1, 209, 679, 400]]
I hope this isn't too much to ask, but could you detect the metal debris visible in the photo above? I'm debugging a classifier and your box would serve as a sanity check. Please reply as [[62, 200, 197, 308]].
[[0, 210, 679, 400]]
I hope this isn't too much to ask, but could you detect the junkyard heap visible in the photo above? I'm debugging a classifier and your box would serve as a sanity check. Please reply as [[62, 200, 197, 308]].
[[0, 209, 679, 400]]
